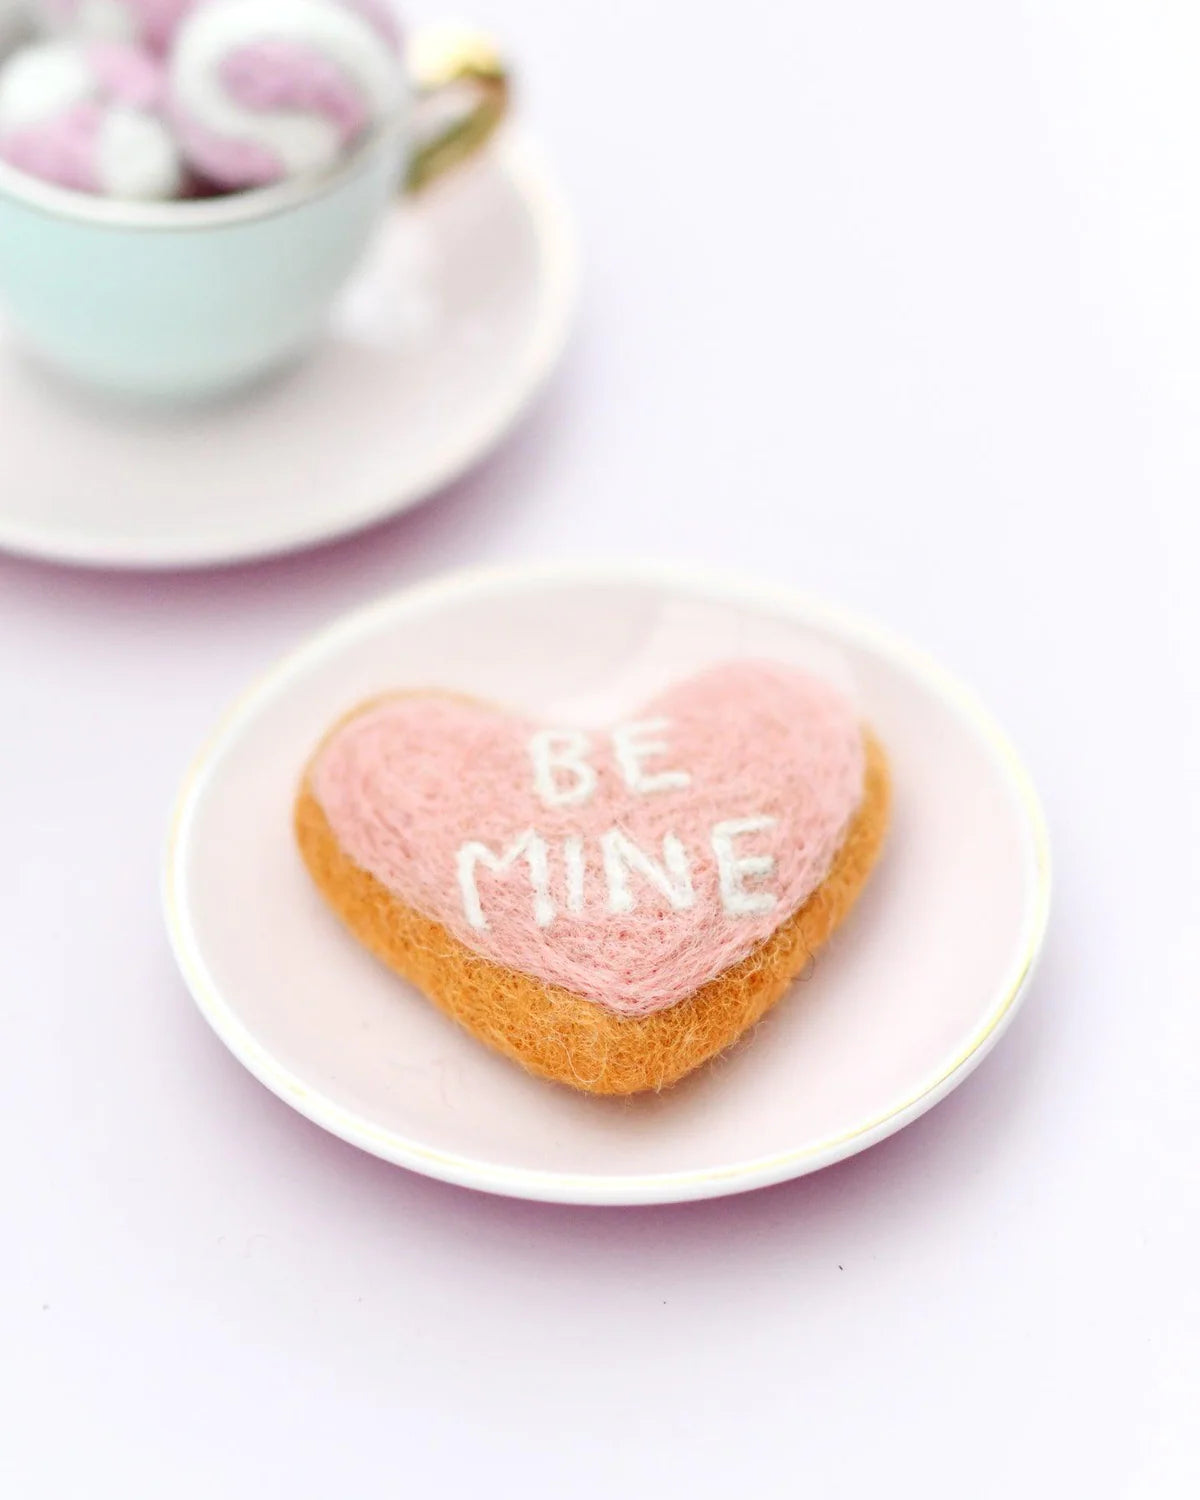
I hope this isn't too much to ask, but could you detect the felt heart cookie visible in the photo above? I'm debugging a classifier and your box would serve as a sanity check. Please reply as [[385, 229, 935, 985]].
[[295, 660, 890, 1094]]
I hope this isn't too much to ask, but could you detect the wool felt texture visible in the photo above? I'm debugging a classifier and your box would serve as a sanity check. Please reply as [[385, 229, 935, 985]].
[[295, 661, 891, 1095], [308, 661, 867, 1015], [296, 730, 889, 1096]]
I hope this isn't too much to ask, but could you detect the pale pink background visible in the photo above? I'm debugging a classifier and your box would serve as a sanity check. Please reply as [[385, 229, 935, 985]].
[[1, 2, 1198, 1497]]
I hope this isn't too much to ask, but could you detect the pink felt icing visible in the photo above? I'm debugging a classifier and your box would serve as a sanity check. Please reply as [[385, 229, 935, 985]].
[[310, 661, 866, 1017]]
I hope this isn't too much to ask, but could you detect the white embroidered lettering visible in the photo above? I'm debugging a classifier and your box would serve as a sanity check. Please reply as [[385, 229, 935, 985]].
[[711, 816, 779, 916], [456, 829, 554, 930], [601, 828, 695, 914], [528, 729, 597, 807], [611, 718, 692, 796]]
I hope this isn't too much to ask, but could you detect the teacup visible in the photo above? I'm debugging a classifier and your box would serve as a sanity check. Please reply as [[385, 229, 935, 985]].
[[0, 24, 508, 402]]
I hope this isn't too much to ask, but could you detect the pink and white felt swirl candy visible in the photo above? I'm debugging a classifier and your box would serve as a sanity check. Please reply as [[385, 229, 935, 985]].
[[37, 0, 196, 54], [0, 39, 182, 198], [169, 0, 405, 188]]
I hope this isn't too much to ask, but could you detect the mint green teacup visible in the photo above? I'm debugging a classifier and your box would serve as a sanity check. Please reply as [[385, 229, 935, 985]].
[[0, 25, 507, 403]]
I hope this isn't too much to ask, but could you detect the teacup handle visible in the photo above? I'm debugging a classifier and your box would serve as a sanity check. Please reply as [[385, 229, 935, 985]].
[[404, 24, 511, 193]]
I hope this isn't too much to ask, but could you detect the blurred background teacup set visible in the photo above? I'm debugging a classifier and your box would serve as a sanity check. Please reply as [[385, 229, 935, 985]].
[[0, 0, 574, 566]]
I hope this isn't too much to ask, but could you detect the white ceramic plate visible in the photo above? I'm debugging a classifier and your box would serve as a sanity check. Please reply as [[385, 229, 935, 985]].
[[0, 133, 574, 569], [164, 564, 1051, 1205]]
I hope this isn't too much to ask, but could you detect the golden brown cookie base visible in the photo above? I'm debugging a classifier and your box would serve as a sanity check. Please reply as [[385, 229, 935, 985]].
[[294, 733, 890, 1096]]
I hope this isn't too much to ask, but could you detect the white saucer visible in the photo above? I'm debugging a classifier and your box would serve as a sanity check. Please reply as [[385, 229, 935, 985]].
[[0, 133, 575, 569], [164, 564, 1051, 1205]]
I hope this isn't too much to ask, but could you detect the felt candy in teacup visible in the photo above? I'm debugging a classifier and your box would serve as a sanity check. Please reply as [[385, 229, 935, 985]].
[[295, 660, 891, 1095], [169, 0, 405, 189], [0, 38, 182, 198]]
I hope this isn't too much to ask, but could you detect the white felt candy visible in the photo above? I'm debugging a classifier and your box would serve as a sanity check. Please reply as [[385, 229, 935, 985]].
[[36, 0, 195, 54], [0, 38, 182, 197], [169, 0, 405, 189]]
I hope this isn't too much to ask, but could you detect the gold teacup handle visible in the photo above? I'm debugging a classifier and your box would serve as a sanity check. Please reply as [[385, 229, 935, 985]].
[[405, 24, 511, 193]]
